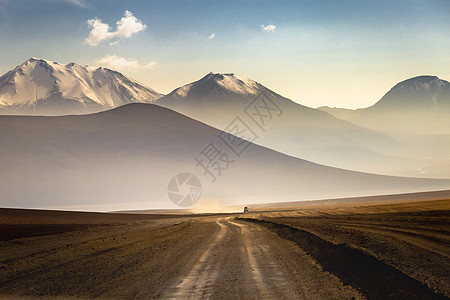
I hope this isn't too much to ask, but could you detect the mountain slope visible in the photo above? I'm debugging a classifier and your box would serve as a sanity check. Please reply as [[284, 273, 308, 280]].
[[157, 72, 336, 129], [0, 58, 162, 115], [156, 73, 438, 178], [156, 72, 394, 145], [319, 75, 450, 134], [0, 103, 448, 211]]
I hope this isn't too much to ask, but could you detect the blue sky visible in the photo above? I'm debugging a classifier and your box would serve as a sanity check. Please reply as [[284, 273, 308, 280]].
[[0, 0, 449, 108]]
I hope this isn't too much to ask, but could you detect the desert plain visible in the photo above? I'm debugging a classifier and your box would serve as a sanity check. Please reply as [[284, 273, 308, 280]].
[[0, 190, 448, 300]]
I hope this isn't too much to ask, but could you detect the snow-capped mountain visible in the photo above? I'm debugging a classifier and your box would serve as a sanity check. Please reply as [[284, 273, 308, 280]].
[[156, 73, 419, 176], [156, 72, 315, 123], [372, 75, 450, 110], [156, 73, 450, 178], [0, 58, 163, 115], [319, 75, 450, 134], [156, 72, 391, 134], [167, 72, 261, 99]]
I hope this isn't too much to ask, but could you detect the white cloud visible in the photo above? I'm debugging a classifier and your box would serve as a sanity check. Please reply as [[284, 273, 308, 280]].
[[207, 33, 216, 40], [1, 0, 88, 10], [261, 24, 276, 33], [84, 10, 146, 46], [96, 54, 156, 72], [115, 10, 147, 38], [144, 61, 157, 70], [97, 55, 139, 70], [84, 18, 115, 46], [62, 0, 87, 7]]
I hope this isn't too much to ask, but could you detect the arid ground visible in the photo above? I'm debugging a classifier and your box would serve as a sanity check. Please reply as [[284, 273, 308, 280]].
[[0, 191, 449, 299]]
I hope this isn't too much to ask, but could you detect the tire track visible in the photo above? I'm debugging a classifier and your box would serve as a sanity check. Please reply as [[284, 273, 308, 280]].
[[227, 220, 273, 298], [227, 219, 314, 299], [163, 219, 228, 299]]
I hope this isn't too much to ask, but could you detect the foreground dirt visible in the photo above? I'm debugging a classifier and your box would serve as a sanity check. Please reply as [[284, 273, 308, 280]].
[[0, 216, 362, 299], [0, 198, 448, 299], [255, 199, 450, 298]]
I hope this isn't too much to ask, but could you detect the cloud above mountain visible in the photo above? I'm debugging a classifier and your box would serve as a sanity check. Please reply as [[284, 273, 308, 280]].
[[84, 10, 146, 46], [60, 0, 87, 7], [96, 54, 156, 72], [261, 24, 276, 32], [0, 0, 88, 11]]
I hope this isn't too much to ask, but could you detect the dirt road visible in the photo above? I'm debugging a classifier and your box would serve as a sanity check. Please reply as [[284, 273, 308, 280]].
[[0, 217, 362, 299], [161, 218, 361, 299]]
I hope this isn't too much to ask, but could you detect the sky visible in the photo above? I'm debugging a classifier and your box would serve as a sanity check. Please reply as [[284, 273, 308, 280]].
[[0, 0, 449, 108]]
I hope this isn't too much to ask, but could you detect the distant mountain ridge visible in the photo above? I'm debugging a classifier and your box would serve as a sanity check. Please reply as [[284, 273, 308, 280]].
[[0, 58, 162, 115], [1, 103, 448, 211], [156, 72, 351, 128], [375, 75, 450, 109], [156, 73, 450, 178], [168, 72, 261, 99], [1, 59, 448, 178], [319, 75, 450, 134]]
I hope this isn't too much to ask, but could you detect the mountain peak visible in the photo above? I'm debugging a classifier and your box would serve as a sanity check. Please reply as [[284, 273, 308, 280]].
[[202, 72, 235, 80], [369, 75, 450, 114], [168, 72, 261, 98], [0, 57, 163, 115], [26, 57, 46, 63], [22, 57, 61, 67], [20, 57, 89, 71], [391, 75, 449, 92]]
